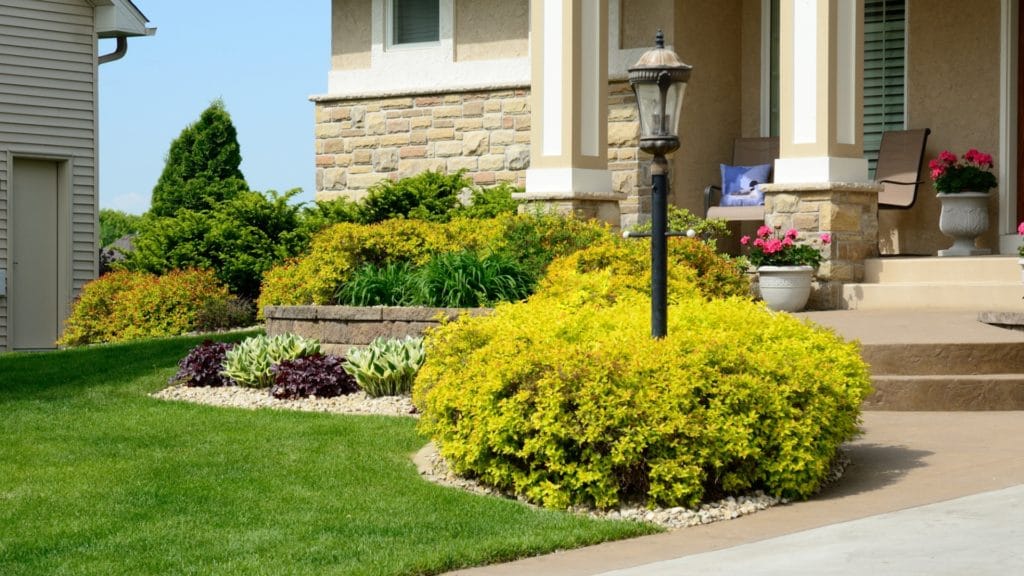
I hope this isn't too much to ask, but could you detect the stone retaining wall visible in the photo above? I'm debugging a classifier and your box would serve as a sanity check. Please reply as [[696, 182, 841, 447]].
[[264, 306, 490, 355]]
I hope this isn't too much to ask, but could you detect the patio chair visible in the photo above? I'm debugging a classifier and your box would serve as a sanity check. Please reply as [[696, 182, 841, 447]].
[[875, 128, 931, 209], [703, 137, 779, 222]]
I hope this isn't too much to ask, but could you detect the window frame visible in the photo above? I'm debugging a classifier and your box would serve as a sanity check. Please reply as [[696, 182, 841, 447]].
[[387, 0, 441, 50]]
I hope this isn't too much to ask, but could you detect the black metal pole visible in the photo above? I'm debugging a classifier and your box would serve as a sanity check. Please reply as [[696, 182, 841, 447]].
[[650, 154, 668, 339]]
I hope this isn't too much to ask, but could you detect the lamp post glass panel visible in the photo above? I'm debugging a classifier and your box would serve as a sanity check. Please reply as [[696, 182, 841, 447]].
[[628, 30, 691, 338]]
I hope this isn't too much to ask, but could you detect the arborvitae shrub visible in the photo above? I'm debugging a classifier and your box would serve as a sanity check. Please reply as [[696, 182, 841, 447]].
[[414, 243, 871, 510]]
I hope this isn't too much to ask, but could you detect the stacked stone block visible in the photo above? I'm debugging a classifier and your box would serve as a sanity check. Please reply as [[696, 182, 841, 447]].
[[763, 183, 881, 309], [315, 89, 533, 200], [314, 85, 649, 229]]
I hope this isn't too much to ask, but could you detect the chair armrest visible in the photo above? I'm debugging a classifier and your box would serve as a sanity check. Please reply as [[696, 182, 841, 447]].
[[877, 178, 925, 185], [704, 184, 721, 218]]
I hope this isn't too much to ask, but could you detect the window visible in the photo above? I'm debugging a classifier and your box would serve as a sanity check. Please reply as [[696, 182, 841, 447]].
[[391, 0, 439, 46], [766, 0, 906, 176]]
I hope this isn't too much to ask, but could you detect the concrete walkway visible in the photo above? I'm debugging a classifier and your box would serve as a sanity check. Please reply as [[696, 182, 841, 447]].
[[447, 411, 1024, 575]]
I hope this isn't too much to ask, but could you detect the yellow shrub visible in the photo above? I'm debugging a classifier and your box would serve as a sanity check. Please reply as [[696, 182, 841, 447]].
[[59, 269, 233, 346], [414, 246, 871, 510]]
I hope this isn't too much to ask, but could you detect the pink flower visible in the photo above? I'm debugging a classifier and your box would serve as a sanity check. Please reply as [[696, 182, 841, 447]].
[[740, 235, 750, 245], [930, 167, 945, 180], [782, 237, 794, 247], [764, 239, 784, 254], [1018, 221, 1024, 236], [757, 225, 772, 238], [939, 150, 958, 165], [785, 228, 798, 240], [820, 233, 832, 244], [753, 238, 765, 248]]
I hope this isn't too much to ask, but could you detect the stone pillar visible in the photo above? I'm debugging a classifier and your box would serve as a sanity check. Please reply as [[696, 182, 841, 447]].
[[518, 0, 622, 226], [766, 0, 878, 309]]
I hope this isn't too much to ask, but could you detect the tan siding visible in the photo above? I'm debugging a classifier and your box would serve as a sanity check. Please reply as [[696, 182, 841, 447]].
[[0, 0, 97, 348]]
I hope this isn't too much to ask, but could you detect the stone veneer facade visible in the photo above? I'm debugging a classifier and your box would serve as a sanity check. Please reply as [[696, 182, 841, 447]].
[[763, 183, 881, 310], [314, 82, 650, 227]]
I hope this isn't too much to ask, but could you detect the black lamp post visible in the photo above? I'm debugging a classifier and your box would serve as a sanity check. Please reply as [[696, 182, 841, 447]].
[[628, 30, 691, 339]]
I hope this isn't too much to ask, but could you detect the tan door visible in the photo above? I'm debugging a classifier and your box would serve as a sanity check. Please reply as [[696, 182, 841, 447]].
[[12, 158, 60, 350]]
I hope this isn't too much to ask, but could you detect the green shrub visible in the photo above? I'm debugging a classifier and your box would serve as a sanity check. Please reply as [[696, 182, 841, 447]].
[[628, 206, 731, 241], [344, 336, 425, 397], [415, 250, 536, 308], [452, 181, 521, 219], [414, 244, 871, 511], [357, 169, 471, 223], [58, 269, 236, 347], [123, 189, 308, 300], [99, 209, 143, 247], [221, 333, 321, 388]]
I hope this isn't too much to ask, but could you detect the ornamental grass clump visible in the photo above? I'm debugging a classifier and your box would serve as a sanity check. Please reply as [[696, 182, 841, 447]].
[[414, 242, 871, 510]]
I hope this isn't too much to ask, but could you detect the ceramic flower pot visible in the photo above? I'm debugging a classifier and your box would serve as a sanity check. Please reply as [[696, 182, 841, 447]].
[[1019, 258, 1024, 284], [757, 265, 814, 312], [937, 192, 991, 257]]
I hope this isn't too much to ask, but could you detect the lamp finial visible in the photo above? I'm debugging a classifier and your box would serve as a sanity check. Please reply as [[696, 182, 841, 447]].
[[655, 29, 664, 49]]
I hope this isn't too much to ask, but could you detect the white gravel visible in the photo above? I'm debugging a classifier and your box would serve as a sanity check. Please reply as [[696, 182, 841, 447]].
[[151, 384, 847, 530]]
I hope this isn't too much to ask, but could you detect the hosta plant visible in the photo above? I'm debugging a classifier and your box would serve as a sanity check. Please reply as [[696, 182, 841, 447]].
[[170, 340, 237, 387], [222, 333, 321, 388], [270, 354, 359, 399], [344, 336, 425, 397]]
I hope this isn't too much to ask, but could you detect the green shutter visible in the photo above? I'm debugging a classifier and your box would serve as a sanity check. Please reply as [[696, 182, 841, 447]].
[[863, 0, 906, 176]]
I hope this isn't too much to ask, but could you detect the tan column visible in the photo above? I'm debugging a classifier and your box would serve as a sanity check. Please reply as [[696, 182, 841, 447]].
[[774, 0, 868, 184], [520, 0, 621, 225]]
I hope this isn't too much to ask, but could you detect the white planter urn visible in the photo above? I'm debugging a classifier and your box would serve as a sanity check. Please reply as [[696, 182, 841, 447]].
[[757, 265, 814, 312], [937, 192, 991, 257], [1018, 258, 1024, 284]]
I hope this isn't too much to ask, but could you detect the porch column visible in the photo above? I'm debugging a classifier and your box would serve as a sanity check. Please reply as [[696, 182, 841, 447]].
[[518, 0, 621, 226], [764, 0, 880, 309]]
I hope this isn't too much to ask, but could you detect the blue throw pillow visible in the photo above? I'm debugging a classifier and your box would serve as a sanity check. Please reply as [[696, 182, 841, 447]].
[[719, 163, 771, 207]]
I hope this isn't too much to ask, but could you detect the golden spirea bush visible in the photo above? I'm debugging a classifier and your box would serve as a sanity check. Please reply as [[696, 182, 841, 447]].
[[58, 269, 234, 346], [414, 243, 871, 510]]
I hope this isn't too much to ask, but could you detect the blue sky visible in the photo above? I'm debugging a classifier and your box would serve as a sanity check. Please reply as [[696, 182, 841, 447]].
[[98, 2, 330, 214]]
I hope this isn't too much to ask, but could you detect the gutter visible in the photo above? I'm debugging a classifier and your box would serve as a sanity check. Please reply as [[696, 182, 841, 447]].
[[98, 27, 156, 66]]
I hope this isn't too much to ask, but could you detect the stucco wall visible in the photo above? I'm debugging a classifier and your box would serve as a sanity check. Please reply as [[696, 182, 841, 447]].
[[740, 0, 763, 138], [332, 0, 372, 70], [880, 0, 1001, 255], [671, 0, 745, 214], [620, 0, 674, 49], [454, 0, 528, 62]]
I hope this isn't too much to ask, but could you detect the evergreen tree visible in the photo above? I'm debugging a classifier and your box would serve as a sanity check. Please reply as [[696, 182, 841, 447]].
[[149, 99, 248, 217]]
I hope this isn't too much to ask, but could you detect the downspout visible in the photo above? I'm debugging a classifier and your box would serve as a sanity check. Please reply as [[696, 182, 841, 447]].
[[98, 36, 128, 65]]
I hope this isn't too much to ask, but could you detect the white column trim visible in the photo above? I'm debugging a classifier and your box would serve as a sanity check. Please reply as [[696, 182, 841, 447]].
[[774, 156, 869, 184], [542, 0, 564, 157], [760, 0, 773, 137], [792, 0, 818, 144], [523, 167, 615, 198]]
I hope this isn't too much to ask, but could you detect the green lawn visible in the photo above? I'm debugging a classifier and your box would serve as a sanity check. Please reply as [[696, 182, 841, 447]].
[[0, 334, 657, 575]]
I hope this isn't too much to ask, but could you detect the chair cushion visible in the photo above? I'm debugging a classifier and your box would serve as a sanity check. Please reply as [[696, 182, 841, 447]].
[[719, 163, 771, 207]]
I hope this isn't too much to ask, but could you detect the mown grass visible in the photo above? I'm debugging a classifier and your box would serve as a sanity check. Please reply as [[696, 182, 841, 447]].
[[0, 334, 658, 575]]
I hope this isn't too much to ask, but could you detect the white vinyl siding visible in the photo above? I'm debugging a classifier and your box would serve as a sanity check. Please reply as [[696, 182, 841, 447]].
[[0, 0, 98, 349], [863, 0, 906, 176]]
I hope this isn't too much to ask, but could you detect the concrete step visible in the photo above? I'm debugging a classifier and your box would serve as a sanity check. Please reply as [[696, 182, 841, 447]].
[[800, 310, 1024, 411], [841, 282, 1024, 311], [863, 256, 1021, 284], [842, 256, 1024, 311], [866, 374, 1024, 411]]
